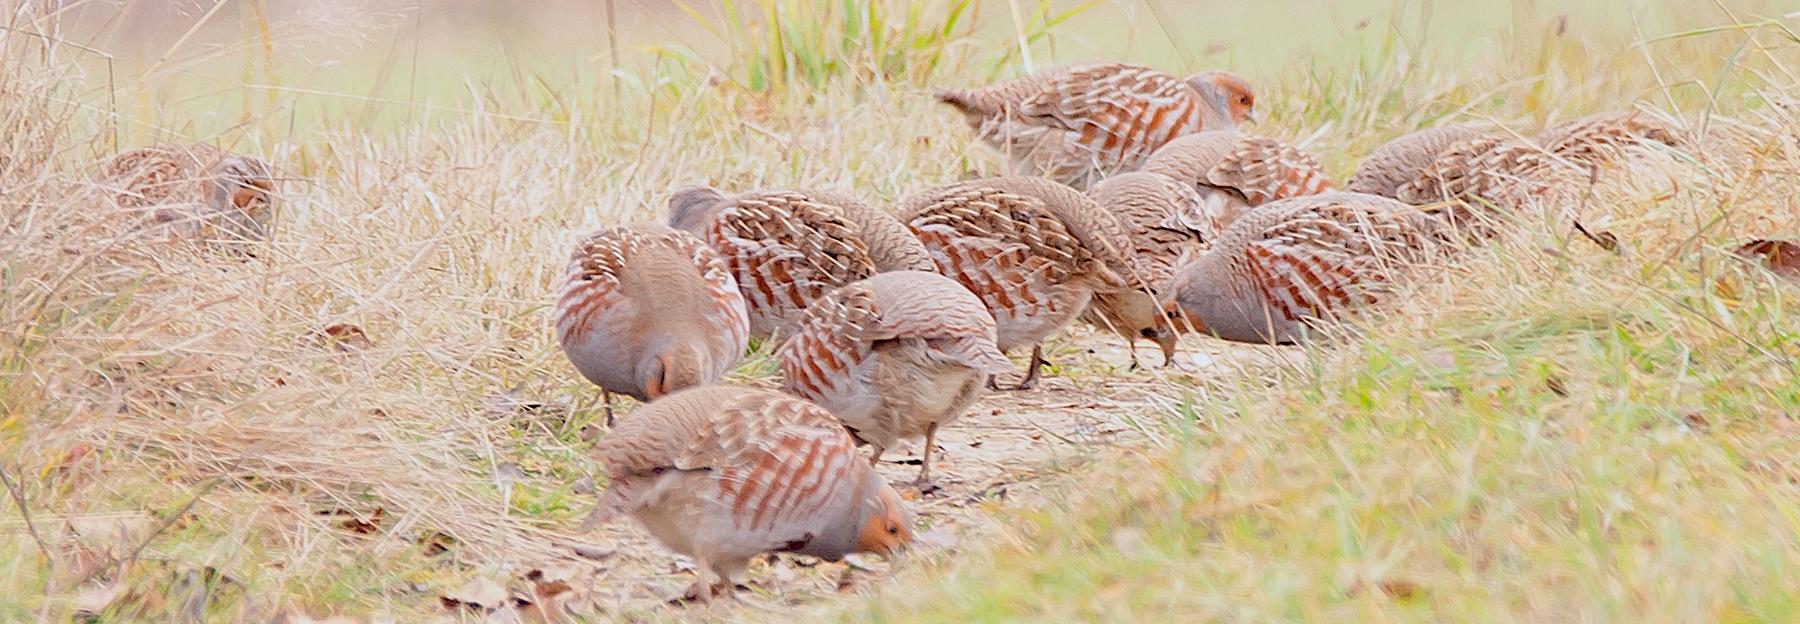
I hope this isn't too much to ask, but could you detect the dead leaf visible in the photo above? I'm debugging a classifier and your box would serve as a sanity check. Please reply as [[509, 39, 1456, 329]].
[[420, 531, 456, 557], [308, 324, 372, 352], [1734, 239, 1800, 279], [1545, 373, 1569, 397], [318, 507, 385, 535]]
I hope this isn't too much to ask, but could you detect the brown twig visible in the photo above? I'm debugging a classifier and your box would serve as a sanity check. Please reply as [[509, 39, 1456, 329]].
[[0, 464, 55, 582], [1570, 164, 1622, 254]]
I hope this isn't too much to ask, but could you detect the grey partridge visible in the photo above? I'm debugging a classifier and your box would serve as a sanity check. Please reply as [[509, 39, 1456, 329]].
[[1083, 171, 1213, 365], [936, 63, 1255, 189], [1348, 124, 1493, 199], [554, 224, 750, 423], [667, 186, 934, 340], [897, 176, 1147, 387], [1140, 130, 1336, 234], [98, 143, 277, 244], [780, 270, 1011, 489], [1164, 192, 1450, 344], [582, 385, 912, 602]]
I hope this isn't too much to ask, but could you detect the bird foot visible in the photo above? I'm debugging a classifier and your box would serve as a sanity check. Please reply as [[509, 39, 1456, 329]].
[[909, 478, 942, 497], [671, 580, 736, 606]]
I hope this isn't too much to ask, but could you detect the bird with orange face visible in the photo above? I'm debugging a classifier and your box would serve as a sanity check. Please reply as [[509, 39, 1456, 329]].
[[936, 62, 1256, 189], [98, 143, 277, 247], [581, 385, 913, 603]]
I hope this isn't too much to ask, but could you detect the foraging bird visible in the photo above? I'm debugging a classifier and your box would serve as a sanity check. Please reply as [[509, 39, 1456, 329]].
[[1083, 171, 1213, 366], [936, 62, 1257, 189], [553, 224, 750, 424], [582, 385, 912, 602], [1536, 110, 1683, 159], [780, 271, 1012, 490], [1391, 136, 1580, 218], [667, 186, 935, 340], [98, 143, 277, 244], [1395, 111, 1686, 213], [1348, 124, 1493, 199], [897, 176, 1144, 388], [1163, 192, 1450, 344], [1141, 131, 1335, 234]]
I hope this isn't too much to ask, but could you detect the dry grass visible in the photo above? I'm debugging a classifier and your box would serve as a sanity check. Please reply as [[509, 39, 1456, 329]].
[[1, 0, 1798, 621]]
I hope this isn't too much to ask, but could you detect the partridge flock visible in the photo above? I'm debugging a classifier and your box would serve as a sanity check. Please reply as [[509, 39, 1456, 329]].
[[95, 60, 1791, 603]]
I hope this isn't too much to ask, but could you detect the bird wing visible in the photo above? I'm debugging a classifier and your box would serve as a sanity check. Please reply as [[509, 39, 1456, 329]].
[[710, 191, 880, 331], [1203, 136, 1336, 206]]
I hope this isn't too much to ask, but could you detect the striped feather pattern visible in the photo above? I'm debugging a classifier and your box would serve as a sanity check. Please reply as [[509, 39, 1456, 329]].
[[1168, 193, 1447, 343], [100, 143, 277, 242], [1392, 137, 1579, 211], [591, 386, 867, 535], [1142, 132, 1335, 217], [780, 271, 1009, 448], [1538, 111, 1684, 163], [1348, 125, 1492, 198], [553, 225, 749, 400], [899, 185, 1096, 352], [938, 63, 1230, 187], [1204, 136, 1337, 205], [1087, 171, 1207, 291], [707, 191, 881, 338]]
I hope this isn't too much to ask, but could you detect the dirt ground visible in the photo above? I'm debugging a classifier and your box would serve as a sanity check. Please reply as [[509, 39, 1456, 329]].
[[507, 329, 1298, 621]]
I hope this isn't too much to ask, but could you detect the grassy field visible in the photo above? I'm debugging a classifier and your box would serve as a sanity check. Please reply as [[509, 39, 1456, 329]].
[[2, 0, 1798, 621]]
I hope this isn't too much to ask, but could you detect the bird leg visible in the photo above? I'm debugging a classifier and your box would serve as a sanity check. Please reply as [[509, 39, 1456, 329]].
[[1014, 344, 1050, 390], [1126, 337, 1142, 372], [602, 389, 615, 428], [911, 423, 942, 495], [675, 565, 724, 605]]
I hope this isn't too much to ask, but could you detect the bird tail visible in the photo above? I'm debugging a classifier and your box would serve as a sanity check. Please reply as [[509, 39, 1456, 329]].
[[935, 89, 987, 122]]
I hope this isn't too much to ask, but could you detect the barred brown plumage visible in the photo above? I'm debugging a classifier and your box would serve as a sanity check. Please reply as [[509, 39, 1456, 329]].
[[1082, 171, 1211, 365], [667, 186, 934, 340], [1164, 192, 1451, 344], [98, 142, 277, 246], [780, 271, 1010, 489], [936, 63, 1255, 189], [1391, 112, 1688, 224], [553, 224, 750, 423], [1537, 110, 1684, 160], [583, 385, 912, 602], [1349, 125, 1493, 199], [898, 176, 1143, 388], [1141, 131, 1336, 235]]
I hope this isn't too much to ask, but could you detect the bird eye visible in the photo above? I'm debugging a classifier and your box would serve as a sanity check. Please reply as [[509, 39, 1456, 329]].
[[886, 524, 900, 535]]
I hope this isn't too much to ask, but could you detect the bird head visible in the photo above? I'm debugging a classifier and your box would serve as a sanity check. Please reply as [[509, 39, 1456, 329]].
[[204, 155, 277, 241], [854, 477, 914, 556], [665, 186, 728, 236], [1185, 71, 1258, 128]]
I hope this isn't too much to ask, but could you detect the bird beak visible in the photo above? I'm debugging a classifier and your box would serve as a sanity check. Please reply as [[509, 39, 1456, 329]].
[[1244, 107, 1259, 124]]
